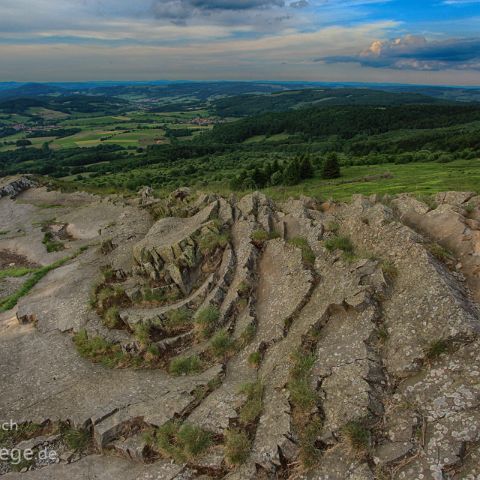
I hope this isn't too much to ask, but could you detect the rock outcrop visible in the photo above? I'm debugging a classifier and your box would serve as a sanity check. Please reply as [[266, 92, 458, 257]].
[[0, 186, 479, 479]]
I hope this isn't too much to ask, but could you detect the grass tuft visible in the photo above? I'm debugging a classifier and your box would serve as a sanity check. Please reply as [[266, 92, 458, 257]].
[[342, 421, 370, 453], [156, 421, 212, 463], [324, 235, 354, 255], [224, 429, 251, 466], [287, 350, 317, 411], [288, 237, 316, 267], [238, 381, 264, 426], [248, 351, 261, 368], [169, 355, 203, 376], [425, 339, 451, 360], [210, 329, 236, 359], [103, 306, 123, 329], [195, 305, 220, 339]]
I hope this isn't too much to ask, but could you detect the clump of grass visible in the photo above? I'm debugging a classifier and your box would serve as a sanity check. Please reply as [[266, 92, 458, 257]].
[[169, 355, 203, 376], [427, 242, 453, 263], [324, 235, 354, 255], [142, 287, 167, 303], [73, 329, 126, 368], [0, 266, 36, 280], [99, 239, 115, 255], [248, 351, 261, 368], [0, 251, 80, 312], [96, 285, 127, 313], [342, 421, 370, 453], [224, 429, 251, 466], [156, 421, 212, 463], [325, 221, 340, 233], [250, 229, 279, 247], [145, 343, 161, 362], [288, 237, 316, 267], [287, 350, 317, 411], [42, 231, 65, 252], [416, 194, 438, 211], [61, 425, 90, 452], [210, 329, 236, 359], [464, 203, 475, 215], [103, 306, 123, 329], [425, 339, 451, 360], [298, 417, 323, 469], [134, 322, 152, 346], [381, 260, 398, 281], [164, 307, 192, 332], [0, 423, 43, 449], [101, 266, 116, 283], [237, 280, 251, 297], [199, 230, 229, 255], [238, 381, 264, 426], [195, 305, 220, 339], [239, 323, 256, 346]]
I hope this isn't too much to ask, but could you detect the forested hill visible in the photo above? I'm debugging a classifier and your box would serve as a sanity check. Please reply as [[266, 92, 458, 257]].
[[205, 104, 480, 143], [211, 88, 445, 117]]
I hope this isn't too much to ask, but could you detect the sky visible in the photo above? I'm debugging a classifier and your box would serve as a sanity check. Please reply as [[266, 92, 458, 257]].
[[0, 0, 479, 85]]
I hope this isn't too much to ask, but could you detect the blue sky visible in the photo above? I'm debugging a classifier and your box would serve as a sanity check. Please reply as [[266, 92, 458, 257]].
[[0, 0, 479, 84]]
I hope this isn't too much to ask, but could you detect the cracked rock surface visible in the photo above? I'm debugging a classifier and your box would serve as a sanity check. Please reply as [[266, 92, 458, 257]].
[[0, 180, 479, 479]]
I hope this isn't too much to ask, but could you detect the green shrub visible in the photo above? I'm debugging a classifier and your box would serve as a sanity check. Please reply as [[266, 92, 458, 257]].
[[195, 305, 220, 339], [225, 429, 251, 466], [169, 355, 203, 376], [288, 237, 315, 267]]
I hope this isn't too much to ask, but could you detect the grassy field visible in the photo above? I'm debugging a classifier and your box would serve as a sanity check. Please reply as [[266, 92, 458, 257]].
[[0, 109, 213, 151], [261, 159, 480, 201]]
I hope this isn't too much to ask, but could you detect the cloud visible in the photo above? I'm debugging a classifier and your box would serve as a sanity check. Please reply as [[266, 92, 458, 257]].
[[151, 0, 287, 24], [321, 35, 480, 70], [290, 0, 309, 8]]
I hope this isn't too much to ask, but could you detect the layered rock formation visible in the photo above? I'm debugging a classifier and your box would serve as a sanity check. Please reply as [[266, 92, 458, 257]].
[[0, 181, 479, 479]]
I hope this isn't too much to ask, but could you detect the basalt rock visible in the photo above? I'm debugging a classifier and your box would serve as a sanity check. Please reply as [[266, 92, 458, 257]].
[[1, 187, 479, 479]]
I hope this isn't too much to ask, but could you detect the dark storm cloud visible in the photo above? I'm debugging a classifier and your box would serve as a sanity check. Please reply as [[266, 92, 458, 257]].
[[320, 35, 480, 71], [152, 0, 286, 23], [290, 0, 309, 8]]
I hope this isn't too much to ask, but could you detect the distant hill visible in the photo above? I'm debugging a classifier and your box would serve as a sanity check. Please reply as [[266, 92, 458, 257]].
[[211, 88, 447, 117], [0, 83, 67, 100], [205, 104, 480, 143]]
